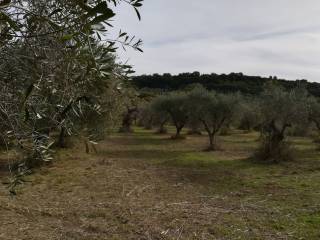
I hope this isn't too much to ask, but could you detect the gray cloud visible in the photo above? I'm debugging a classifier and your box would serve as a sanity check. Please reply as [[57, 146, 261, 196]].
[[113, 0, 320, 82], [238, 25, 320, 41]]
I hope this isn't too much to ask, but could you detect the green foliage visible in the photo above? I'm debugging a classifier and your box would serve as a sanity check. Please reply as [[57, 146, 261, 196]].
[[0, 0, 143, 50]]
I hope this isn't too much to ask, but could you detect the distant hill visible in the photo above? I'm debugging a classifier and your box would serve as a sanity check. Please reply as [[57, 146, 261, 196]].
[[131, 72, 320, 97]]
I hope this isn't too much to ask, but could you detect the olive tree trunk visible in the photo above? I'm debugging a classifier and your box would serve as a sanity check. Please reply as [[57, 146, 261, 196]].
[[172, 124, 184, 139], [258, 120, 292, 162], [119, 107, 138, 133]]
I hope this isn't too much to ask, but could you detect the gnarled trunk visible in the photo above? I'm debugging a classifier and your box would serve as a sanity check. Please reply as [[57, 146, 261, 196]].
[[119, 107, 138, 133], [258, 120, 292, 162], [207, 133, 217, 151]]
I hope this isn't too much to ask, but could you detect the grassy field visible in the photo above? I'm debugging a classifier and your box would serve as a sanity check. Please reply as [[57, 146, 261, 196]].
[[0, 128, 320, 239]]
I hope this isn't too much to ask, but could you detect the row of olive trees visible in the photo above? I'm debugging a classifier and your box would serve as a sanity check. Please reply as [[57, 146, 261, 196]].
[[142, 87, 239, 150], [139, 84, 320, 162]]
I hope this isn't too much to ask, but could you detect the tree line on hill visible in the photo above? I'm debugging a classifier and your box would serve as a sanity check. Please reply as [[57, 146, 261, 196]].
[[132, 72, 320, 97]]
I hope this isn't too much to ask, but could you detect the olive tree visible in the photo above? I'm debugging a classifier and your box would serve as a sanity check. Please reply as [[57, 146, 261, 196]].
[[184, 84, 206, 135], [186, 118, 203, 135], [188, 88, 238, 151], [0, 0, 143, 146], [257, 85, 309, 162], [0, 0, 144, 191], [137, 104, 154, 129], [307, 96, 320, 144], [118, 88, 149, 133], [137, 101, 170, 133], [149, 98, 170, 134], [238, 98, 261, 132], [152, 93, 189, 139]]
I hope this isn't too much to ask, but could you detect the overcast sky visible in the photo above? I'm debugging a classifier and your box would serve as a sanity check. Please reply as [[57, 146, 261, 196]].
[[113, 0, 320, 82]]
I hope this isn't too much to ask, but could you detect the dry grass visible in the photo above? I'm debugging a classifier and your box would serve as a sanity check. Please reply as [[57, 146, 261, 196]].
[[0, 128, 320, 239]]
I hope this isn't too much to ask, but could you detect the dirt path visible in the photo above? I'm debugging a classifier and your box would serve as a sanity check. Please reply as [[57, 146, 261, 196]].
[[0, 132, 319, 239]]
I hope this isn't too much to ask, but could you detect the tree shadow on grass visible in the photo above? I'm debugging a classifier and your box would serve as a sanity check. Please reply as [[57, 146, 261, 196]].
[[117, 137, 174, 146], [98, 148, 182, 163]]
